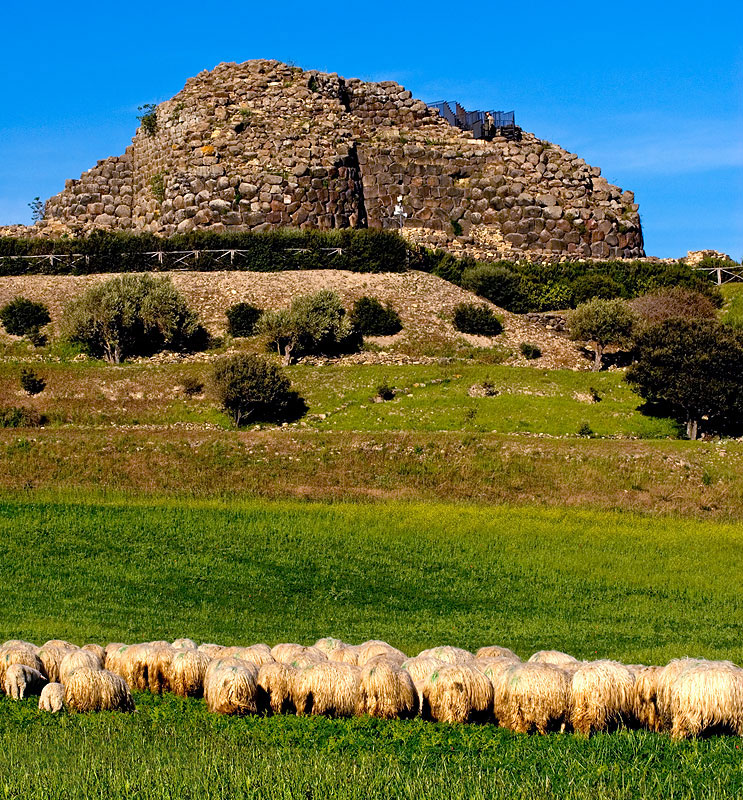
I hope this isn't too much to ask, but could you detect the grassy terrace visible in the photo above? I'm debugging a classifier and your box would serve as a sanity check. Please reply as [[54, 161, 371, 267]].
[[2, 495, 743, 798]]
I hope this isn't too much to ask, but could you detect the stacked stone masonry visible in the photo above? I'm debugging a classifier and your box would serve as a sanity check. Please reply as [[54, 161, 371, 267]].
[[38, 60, 644, 261]]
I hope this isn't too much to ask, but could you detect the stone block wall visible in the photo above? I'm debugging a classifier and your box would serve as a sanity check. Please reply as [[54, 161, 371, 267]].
[[36, 60, 644, 261]]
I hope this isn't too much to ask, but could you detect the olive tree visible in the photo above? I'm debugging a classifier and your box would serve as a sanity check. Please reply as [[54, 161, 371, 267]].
[[569, 298, 637, 371], [62, 274, 206, 363], [626, 319, 743, 440], [258, 290, 359, 364]]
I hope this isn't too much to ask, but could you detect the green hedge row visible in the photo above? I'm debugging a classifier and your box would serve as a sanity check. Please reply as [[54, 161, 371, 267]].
[[0, 229, 408, 274]]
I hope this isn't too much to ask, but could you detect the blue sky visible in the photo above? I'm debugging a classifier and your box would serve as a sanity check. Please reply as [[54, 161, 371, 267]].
[[1, 1, 741, 259]]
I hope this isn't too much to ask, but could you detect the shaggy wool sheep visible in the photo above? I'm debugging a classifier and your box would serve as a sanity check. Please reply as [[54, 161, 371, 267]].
[[168, 649, 212, 697], [81, 644, 107, 665], [492, 662, 571, 734], [528, 650, 580, 667], [204, 663, 258, 715], [669, 662, 743, 739], [419, 664, 494, 724], [104, 644, 131, 678], [39, 682, 65, 712], [356, 641, 407, 667], [1, 640, 38, 651], [475, 646, 520, 662], [204, 657, 258, 686], [113, 643, 174, 693], [222, 644, 275, 667], [328, 645, 361, 665], [570, 660, 636, 736], [198, 643, 226, 658], [64, 668, 135, 712], [172, 638, 198, 650], [654, 658, 707, 728], [39, 642, 78, 683], [59, 650, 103, 684], [271, 643, 326, 667], [3, 664, 47, 699], [401, 656, 445, 691], [0, 645, 46, 687], [105, 642, 128, 657], [256, 661, 298, 715], [357, 659, 417, 720], [633, 665, 663, 732], [314, 637, 348, 654], [293, 662, 362, 717], [418, 646, 474, 665]]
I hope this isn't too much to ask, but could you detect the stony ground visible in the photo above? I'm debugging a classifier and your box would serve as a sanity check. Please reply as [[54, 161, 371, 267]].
[[0, 269, 587, 368]]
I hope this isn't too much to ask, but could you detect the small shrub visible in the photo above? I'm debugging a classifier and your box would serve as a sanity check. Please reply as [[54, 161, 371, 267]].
[[181, 376, 204, 397], [28, 197, 45, 224], [376, 382, 395, 401], [137, 104, 158, 137], [19, 367, 45, 396], [570, 273, 623, 305], [350, 297, 402, 336], [150, 173, 166, 202], [589, 386, 603, 403], [578, 422, 594, 437], [225, 303, 263, 337], [461, 263, 529, 312], [0, 406, 44, 428], [519, 342, 541, 359], [212, 353, 305, 426], [452, 304, 503, 336], [0, 297, 51, 339]]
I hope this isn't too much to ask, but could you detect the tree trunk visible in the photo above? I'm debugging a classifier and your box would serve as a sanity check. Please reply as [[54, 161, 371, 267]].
[[686, 418, 699, 440], [593, 342, 604, 372]]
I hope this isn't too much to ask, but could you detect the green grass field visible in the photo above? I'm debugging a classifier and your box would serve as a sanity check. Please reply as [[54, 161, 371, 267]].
[[0, 361, 681, 438], [2, 494, 743, 798], [721, 282, 743, 328]]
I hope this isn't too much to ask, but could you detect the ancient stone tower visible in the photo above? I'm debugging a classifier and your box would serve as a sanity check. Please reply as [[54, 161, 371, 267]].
[[39, 60, 644, 261]]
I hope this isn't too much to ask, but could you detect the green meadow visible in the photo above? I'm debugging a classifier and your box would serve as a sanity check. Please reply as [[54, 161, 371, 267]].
[[2, 495, 743, 799]]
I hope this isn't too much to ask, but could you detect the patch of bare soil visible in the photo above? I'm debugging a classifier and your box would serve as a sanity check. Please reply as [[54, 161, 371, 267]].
[[0, 270, 587, 369]]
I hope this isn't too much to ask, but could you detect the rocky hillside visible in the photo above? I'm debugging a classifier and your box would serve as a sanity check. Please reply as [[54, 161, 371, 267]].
[[14, 60, 641, 262], [0, 270, 586, 369]]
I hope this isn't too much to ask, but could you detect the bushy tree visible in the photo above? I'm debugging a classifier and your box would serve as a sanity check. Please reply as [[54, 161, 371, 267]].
[[452, 303, 503, 336], [212, 353, 304, 426], [569, 298, 636, 371], [225, 302, 262, 337], [0, 297, 51, 341], [626, 319, 743, 440], [349, 296, 402, 336], [630, 286, 719, 326], [570, 273, 623, 305], [62, 274, 207, 363], [19, 367, 45, 395], [460, 263, 529, 312], [258, 290, 359, 364]]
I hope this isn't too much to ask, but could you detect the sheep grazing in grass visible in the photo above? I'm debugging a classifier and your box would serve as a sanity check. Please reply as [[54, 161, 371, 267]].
[[475, 646, 520, 662], [294, 662, 362, 718], [204, 663, 258, 715], [418, 646, 474, 666], [168, 649, 212, 698], [59, 650, 103, 684], [172, 638, 198, 650], [419, 664, 494, 724], [39, 682, 65, 712], [356, 641, 407, 667], [570, 660, 636, 736], [3, 664, 47, 699], [104, 644, 131, 678], [115, 643, 174, 693], [669, 663, 743, 739], [528, 650, 580, 668], [633, 666, 663, 732], [0, 645, 46, 686], [39, 642, 78, 683], [314, 637, 348, 654], [492, 662, 571, 734], [82, 644, 107, 664], [64, 668, 135, 712], [654, 658, 708, 728], [222, 644, 274, 667], [2, 640, 38, 652], [328, 645, 361, 665], [257, 662, 298, 715], [357, 659, 417, 720], [401, 656, 445, 692], [271, 644, 326, 668], [198, 643, 226, 658], [205, 657, 258, 687]]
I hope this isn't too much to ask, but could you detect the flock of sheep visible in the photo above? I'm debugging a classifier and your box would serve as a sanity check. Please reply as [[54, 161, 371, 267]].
[[1, 636, 741, 739]]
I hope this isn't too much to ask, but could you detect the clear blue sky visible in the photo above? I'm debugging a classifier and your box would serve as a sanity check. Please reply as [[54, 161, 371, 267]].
[[2, 1, 741, 259]]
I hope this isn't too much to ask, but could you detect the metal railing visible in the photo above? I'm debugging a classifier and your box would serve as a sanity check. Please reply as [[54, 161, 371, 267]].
[[428, 101, 516, 138]]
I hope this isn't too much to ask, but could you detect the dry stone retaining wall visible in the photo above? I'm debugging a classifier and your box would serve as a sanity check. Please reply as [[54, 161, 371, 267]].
[[34, 60, 643, 262]]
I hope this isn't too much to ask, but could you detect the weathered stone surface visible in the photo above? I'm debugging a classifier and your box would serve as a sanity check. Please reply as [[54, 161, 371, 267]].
[[31, 59, 643, 261]]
